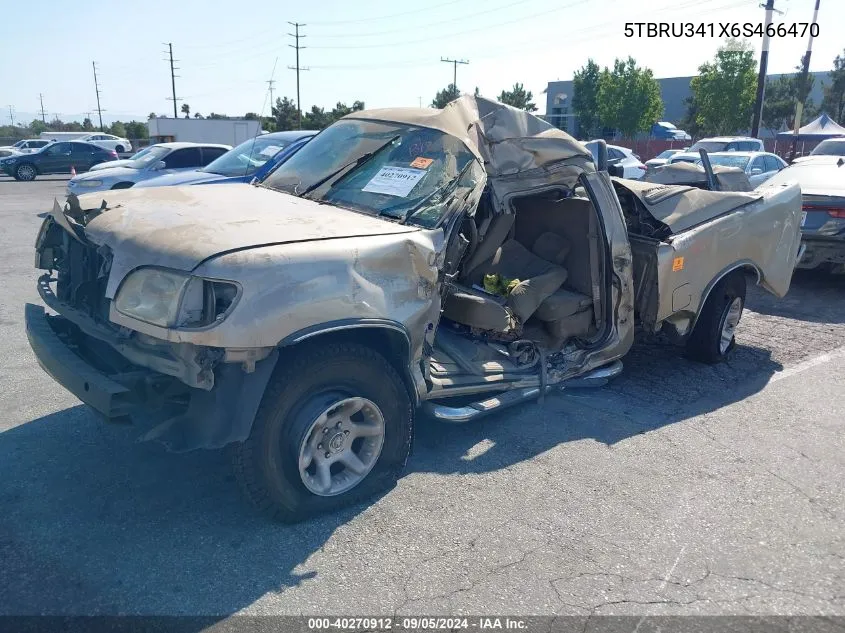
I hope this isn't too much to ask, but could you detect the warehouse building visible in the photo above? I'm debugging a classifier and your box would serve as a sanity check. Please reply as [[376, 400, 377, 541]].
[[544, 72, 830, 139]]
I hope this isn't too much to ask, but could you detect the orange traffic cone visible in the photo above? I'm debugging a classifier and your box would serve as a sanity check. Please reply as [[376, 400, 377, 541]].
[[70, 165, 76, 177]]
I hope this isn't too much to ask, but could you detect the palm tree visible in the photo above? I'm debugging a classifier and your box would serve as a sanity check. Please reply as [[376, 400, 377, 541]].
[[181, 103, 191, 118]]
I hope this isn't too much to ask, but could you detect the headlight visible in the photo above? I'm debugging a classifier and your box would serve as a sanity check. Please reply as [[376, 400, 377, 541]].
[[114, 267, 239, 328], [76, 179, 103, 187]]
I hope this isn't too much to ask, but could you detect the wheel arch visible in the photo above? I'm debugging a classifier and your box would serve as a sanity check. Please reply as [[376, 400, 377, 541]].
[[278, 319, 419, 406], [689, 261, 758, 331]]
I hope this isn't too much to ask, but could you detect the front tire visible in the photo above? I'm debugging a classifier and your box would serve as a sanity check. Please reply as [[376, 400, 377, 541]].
[[232, 342, 413, 522], [685, 273, 746, 364], [115, 145, 125, 153], [15, 163, 37, 181]]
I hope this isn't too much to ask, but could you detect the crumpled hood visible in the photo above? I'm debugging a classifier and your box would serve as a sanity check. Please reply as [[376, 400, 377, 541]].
[[79, 183, 417, 298]]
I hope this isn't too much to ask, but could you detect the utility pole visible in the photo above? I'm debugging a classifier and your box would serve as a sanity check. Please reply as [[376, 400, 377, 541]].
[[92, 61, 104, 131], [440, 57, 469, 90], [267, 79, 276, 110], [39, 94, 47, 123], [287, 22, 309, 129], [790, 0, 821, 160], [7, 105, 14, 127], [750, 0, 776, 138], [164, 43, 181, 118]]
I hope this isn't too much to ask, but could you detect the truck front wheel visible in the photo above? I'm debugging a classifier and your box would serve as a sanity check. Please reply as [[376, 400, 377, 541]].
[[685, 273, 746, 364], [232, 342, 413, 522]]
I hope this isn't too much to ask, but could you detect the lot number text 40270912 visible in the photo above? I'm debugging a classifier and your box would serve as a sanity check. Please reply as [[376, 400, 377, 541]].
[[624, 22, 819, 38]]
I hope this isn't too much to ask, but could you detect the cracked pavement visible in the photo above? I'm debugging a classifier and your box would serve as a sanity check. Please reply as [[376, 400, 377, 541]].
[[1, 177, 844, 618]]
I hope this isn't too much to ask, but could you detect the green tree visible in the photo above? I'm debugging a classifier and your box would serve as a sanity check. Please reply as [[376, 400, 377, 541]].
[[243, 112, 261, 120], [181, 103, 191, 118], [761, 56, 818, 136], [148, 112, 157, 120], [596, 57, 663, 139], [29, 119, 49, 135], [498, 82, 537, 111], [123, 121, 148, 139], [207, 112, 228, 119], [303, 105, 329, 129], [572, 59, 602, 139], [688, 40, 757, 136], [272, 96, 298, 131], [431, 84, 460, 108], [82, 118, 94, 131], [820, 49, 845, 122], [108, 122, 127, 137], [194, 112, 203, 119], [679, 95, 703, 139]]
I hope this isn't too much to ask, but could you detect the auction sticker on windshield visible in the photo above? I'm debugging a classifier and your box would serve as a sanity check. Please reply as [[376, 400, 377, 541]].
[[362, 166, 426, 197]]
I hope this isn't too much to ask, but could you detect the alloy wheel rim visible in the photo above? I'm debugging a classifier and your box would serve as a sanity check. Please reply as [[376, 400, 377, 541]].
[[19, 165, 35, 179], [297, 396, 385, 497], [720, 297, 743, 354]]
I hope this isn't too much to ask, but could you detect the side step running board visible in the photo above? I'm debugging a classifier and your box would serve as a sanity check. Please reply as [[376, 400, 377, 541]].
[[423, 360, 623, 424]]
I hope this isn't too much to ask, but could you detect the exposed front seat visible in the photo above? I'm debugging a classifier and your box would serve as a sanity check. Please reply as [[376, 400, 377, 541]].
[[442, 229, 593, 340]]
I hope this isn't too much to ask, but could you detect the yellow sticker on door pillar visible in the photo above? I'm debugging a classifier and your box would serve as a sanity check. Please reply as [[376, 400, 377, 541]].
[[672, 257, 685, 272]]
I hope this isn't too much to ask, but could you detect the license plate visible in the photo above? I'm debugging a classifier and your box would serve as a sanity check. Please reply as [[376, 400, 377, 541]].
[[800, 211, 807, 227]]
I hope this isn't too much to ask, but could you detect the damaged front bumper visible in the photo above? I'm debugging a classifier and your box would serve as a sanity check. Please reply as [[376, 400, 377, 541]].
[[25, 300, 278, 451]]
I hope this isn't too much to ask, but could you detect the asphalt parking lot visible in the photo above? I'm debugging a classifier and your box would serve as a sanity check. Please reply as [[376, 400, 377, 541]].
[[1, 176, 843, 619]]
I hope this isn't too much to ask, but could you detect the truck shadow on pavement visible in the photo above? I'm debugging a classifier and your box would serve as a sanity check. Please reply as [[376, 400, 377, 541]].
[[746, 268, 845, 324], [0, 337, 780, 618]]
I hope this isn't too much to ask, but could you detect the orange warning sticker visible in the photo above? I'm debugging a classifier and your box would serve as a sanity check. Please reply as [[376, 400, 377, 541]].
[[672, 257, 685, 272], [410, 157, 434, 169]]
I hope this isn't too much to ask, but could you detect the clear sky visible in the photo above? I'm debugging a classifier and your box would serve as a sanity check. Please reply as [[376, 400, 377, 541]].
[[1, 0, 842, 125]]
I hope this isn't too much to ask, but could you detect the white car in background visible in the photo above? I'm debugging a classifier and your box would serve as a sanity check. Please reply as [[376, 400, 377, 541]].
[[645, 149, 685, 170], [87, 146, 158, 171], [669, 136, 765, 165], [79, 133, 133, 154], [696, 151, 787, 188], [65, 142, 230, 195], [0, 139, 52, 154], [584, 141, 648, 179]]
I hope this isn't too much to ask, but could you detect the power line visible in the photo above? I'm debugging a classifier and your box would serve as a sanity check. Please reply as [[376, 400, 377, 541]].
[[441, 57, 469, 89], [92, 62, 105, 131], [308, 0, 463, 25], [164, 42, 181, 118], [287, 22, 309, 129]]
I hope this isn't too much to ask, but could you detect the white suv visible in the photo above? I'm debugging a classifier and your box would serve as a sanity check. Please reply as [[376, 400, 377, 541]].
[[79, 133, 133, 154], [669, 136, 764, 164]]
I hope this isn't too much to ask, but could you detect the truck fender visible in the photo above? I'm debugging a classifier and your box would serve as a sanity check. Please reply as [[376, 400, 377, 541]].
[[688, 260, 761, 332]]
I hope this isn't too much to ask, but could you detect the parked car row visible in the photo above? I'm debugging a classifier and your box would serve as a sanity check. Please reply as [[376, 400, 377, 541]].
[[1, 141, 119, 181]]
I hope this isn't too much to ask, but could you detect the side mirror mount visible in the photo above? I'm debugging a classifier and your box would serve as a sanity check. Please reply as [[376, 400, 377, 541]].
[[750, 167, 763, 175], [608, 163, 624, 178], [154, 160, 166, 171]]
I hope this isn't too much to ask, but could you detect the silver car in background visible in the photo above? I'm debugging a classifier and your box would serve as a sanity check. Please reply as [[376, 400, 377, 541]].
[[65, 142, 231, 195], [763, 155, 845, 271], [696, 151, 787, 188]]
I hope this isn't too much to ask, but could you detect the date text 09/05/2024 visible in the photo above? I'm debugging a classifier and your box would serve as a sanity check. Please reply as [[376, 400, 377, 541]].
[[307, 617, 528, 630], [624, 22, 820, 38]]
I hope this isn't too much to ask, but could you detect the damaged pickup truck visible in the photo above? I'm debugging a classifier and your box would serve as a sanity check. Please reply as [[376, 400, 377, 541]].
[[26, 96, 803, 521]]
